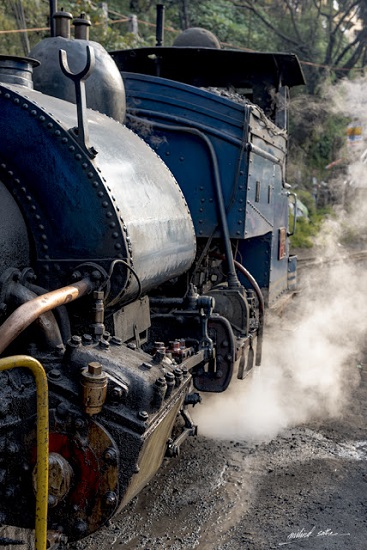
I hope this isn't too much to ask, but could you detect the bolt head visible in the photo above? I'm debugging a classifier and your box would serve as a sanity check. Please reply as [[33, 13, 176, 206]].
[[70, 335, 82, 346], [104, 491, 117, 507], [138, 410, 148, 421], [88, 361, 102, 375], [104, 448, 117, 464]]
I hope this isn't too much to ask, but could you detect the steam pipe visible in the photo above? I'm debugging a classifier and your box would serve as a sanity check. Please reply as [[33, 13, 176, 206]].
[[73, 12, 91, 40], [6, 283, 63, 350], [54, 8, 72, 39], [233, 259, 264, 365], [0, 278, 93, 355], [26, 283, 71, 343], [211, 253, 264, 364]]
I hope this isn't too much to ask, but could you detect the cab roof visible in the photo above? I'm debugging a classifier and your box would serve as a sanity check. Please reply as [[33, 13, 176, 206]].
[[110, 47, 306, 90]]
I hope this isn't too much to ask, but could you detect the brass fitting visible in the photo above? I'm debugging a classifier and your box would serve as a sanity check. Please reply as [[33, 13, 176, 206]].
[[81, 361, 107, 415]]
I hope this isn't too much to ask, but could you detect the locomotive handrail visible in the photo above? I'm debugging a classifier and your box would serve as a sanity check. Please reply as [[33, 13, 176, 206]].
[[126, 108, 245, 148], [287, 192, 297, 236], [246, 142, 281, 164], [0, 355, 49, 550]]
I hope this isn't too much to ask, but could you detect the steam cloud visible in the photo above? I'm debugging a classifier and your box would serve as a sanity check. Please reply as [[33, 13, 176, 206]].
[[192, 76, 367, 442]]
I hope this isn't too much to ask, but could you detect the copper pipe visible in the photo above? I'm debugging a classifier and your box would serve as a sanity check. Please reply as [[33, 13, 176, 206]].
[[7, 283, 63, 349], [0, 278, 93, 354]]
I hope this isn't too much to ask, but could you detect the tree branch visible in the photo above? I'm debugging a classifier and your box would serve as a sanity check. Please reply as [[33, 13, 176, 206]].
[[232, 1, 302, 48]]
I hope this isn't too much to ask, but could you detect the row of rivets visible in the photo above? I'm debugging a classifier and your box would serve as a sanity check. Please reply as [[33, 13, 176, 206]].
[[1, 86, 127, 260], [0, 160, 49, 257]]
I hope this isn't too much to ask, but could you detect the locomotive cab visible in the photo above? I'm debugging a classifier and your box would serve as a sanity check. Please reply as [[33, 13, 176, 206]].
[[111, 44, 305, 307]]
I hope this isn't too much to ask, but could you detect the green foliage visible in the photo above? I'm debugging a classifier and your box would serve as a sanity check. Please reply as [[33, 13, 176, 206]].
[[181, 0, 250, 47], [290, 207, 331, 249], [296, 190, 316, 216], [307, 113, 348, 173], [289, 216, 314, 248], [288, 95, 349, 186], [0, 0, 150, 54], [2, 0, 366, 77], [0, 0, 31, 55]]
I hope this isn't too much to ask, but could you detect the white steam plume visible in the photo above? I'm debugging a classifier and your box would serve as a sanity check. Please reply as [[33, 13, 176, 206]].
[[193, 245, 367, 442]]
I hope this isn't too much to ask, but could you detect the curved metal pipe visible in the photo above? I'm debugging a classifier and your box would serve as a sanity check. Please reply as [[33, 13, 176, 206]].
[[127, 109, 244, 148], [233, 259, 264, 366], [0, 355, 48, 550], [26, 283, 71, 343], [6, 283, 63, 350], [0, 278, 93, 355]]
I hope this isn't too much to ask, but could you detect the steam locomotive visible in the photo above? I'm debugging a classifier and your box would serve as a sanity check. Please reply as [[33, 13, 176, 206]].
[[0, 8, 304, 545]]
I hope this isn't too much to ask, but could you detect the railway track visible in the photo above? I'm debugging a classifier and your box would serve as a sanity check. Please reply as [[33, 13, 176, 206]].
[[296, 248, 367, 270]]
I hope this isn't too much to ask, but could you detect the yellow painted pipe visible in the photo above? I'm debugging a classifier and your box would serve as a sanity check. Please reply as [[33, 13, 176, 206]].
[[0, 355, 49, 550]]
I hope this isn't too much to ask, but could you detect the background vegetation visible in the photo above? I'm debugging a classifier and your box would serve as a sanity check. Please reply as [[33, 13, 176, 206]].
[[2, 0, 366, 246]]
